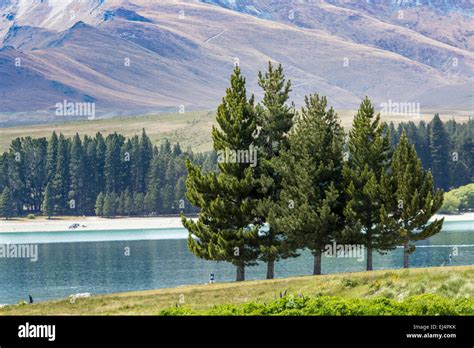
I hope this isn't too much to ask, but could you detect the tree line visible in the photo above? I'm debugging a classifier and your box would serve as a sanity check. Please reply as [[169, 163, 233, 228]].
[[0, 84, 469, 223], [0, 131, 216, 218], [389, 116, 473, 191], [0, 63, 470, 282], [182, 63, 446, 281]]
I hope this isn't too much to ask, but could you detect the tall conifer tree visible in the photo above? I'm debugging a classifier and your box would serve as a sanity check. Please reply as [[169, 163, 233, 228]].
[[275, 94, 345, 275], [95, 133, 106, 194], [104, 133, 123, 193], [69, 133, 85, 215], [429, 114, 450, 190], [52, 134, 70, 214], [386, 131, 444, 268], [95, 192, 104, 217], [83, 136, 97, 214], [254, 62, 297, 279], [0, 187, 13, 219], [43, 183, 54, 219], [182, 66, 261, 281], [342, 97, 396, 271], [46, 131, 58, 183]]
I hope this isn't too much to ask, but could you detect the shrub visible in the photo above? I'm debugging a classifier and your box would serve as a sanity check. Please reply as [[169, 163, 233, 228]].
[[341, 278, 359, 288], [26, 214, 35, 219], [438, 194, 460, 214], [158, 294, 474, 316], [439, 183, 474, 214], [401, 294, 459, 315]]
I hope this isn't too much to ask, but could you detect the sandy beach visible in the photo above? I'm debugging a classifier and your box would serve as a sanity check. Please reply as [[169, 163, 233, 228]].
[[0, 216, 189, 233], [432, 212, 474, 222], [0, 213, 471, 233]]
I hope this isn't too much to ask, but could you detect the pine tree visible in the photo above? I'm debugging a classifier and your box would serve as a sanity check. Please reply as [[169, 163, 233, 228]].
[[386, 131, 444, 268], [160, 184, 174, 213], [429, 114, 450, 190], [388, 122, 398, 147], [144, 184, 159, 215], [0, 187, 13, 219], [147, 147, 166, 211], [275, 94, 345, 275], [342, 97, 396, 271], [120, 139, 133, 192], [52, 134, 70, 214], [95, 133, 106, 194], [130, 135, 141, 192], [104, 133, 123, 193], [23, 137, 47, 212], [43, 183, 54, 219], [130, 130, 153, 194], [133, 192, 145, 216], [139, 129, 153, 192], [416, 121, 431, 169], [8, 138, 26, 215], [114, 192, 120, 216], [103, 193, 111, 218], [182, 66, 261, 281], [103, 192, 117, 218], [123, 189, 133, 216], [117, 191, 125, 216], [254, 62, 297, 279], [69, 133, 85, 215], [45, 131, 58, 182], [95, 192, 104, 217], [83, 136, 97, 214]]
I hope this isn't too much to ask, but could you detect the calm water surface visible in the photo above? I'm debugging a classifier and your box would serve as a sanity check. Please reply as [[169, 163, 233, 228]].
[[0, 220, 472, 304]]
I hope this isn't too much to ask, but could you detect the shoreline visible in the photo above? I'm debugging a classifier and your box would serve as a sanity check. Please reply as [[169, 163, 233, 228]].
[[0, 213, 472, 234], [0, 216, 188, 233], [0, 265, 472, 314]]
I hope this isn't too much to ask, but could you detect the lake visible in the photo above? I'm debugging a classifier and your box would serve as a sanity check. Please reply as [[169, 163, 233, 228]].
[[0, 220, 472, 304]]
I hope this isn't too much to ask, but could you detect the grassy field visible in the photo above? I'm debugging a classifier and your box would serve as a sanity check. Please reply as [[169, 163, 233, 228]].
[[0, 110, 470, 153], [0, 110, 216, 153], [0, 265, 472, 315]]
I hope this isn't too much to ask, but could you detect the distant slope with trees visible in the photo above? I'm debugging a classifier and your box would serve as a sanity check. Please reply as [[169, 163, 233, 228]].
[[389, 116, 473, 190], [0, 131, 217, 217]]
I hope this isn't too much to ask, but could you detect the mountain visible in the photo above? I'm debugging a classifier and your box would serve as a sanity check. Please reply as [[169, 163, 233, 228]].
[[204, 0, 474, 51], [0, 0, 472, 126]]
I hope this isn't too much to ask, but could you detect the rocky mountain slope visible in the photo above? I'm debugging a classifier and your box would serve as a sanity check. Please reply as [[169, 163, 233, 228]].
[[0, 0, 472, 125]]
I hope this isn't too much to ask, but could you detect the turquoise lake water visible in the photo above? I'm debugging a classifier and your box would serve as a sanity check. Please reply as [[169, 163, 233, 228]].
[[0, 220, 472, 304]]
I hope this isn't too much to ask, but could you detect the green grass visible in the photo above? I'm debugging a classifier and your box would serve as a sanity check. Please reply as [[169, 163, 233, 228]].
[[0, 265, 472, 316]]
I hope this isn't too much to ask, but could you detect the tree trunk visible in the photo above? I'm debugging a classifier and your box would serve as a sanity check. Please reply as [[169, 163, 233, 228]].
[[313, 249, 322, 275], [236, 264, 245, 281], [266, 259, 275, 279], [403, 241, 410, 268], [366, 246, 373, 271]]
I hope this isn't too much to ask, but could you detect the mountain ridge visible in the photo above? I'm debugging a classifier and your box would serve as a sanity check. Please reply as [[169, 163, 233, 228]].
[[0, 0, 472, 125]]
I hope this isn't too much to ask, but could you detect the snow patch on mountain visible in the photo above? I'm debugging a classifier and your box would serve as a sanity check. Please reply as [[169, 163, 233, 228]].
[[201, 0, 272, 19], [103, 7, 152, 23]]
